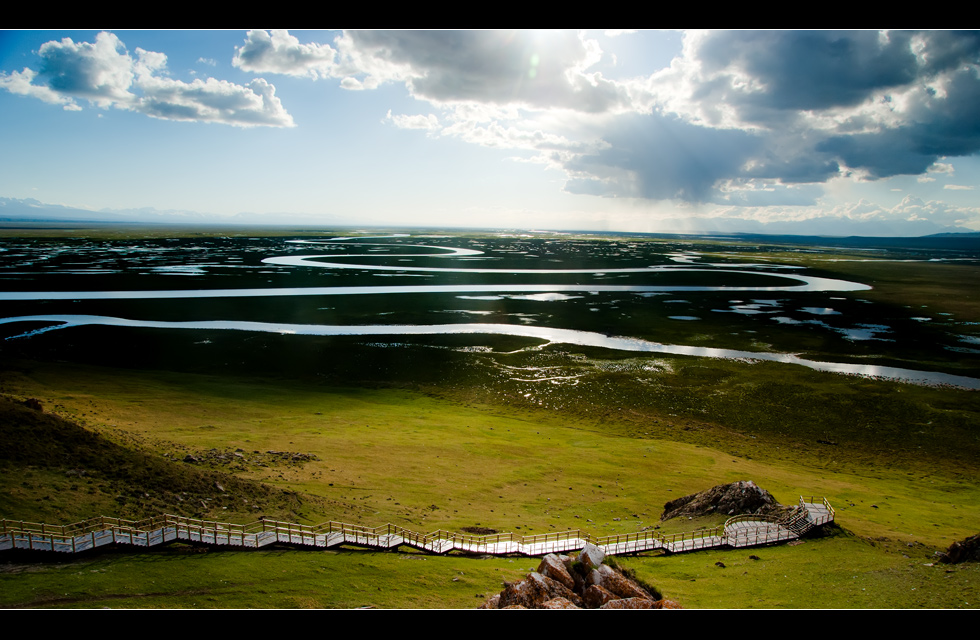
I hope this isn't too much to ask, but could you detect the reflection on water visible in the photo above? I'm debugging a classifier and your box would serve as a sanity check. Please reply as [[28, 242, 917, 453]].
[[801, 307, 842, 315], [0, 274, 870, 301], [2, 314, 978, 390], [263, 240, 864, 293]]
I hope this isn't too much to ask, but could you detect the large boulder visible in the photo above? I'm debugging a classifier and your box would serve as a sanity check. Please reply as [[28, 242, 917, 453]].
[[583, 584, 617, 609], [577, 542, 605, 571], [537, 554, 575, 590], [497, 572, 583, 609], [661, 480, 783, 521], [586, 564, 653, 600]]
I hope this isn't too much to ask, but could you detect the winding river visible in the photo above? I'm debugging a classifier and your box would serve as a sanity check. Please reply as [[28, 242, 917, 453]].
[[1, 314, 978, 389], [2, 236, 976, 390]]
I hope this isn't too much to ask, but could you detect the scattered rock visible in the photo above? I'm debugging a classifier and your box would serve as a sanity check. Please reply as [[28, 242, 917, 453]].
[[178, 447, 318, 470]]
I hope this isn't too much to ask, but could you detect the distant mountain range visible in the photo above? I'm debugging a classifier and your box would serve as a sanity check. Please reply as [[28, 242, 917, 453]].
[[646, 215, 976, 238], [0, 197, 343, 227], [1, 196, 976, 238]]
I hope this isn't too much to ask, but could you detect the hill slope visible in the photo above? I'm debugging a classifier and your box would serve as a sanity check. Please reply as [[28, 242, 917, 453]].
[[0, 396, 309, 524]]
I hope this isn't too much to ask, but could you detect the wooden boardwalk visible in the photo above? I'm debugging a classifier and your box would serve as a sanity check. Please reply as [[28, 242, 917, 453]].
[[1, 496, 834, 558]]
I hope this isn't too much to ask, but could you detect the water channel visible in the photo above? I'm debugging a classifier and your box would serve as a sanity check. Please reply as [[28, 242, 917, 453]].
[[1, 237, 976, 390]]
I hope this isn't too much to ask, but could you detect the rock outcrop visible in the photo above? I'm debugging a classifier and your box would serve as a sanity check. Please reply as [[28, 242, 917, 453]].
[[940, 532, 980, 564], [479, 543, 680, 610], [661, 480, 788, 521]]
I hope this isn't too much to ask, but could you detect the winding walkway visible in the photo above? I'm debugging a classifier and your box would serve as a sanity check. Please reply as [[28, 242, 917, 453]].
[[0, 497, 834, 557]]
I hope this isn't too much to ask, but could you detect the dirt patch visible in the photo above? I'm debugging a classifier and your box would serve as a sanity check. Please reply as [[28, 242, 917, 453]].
[[461, 526, 498, 535]]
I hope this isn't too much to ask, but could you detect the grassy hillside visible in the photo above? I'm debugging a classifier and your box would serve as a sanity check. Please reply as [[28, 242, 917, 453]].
[[0, 395, 318, 524], [1, 359, 979, 609]]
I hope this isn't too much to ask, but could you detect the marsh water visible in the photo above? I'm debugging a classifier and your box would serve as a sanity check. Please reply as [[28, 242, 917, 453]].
[[1, 232, 978, 389]]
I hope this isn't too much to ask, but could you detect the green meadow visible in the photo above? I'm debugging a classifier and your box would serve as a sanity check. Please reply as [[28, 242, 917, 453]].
[[1, 227, 979, 608]]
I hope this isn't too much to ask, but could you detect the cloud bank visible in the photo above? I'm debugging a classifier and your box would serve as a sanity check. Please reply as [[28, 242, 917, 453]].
[[1, 32, 293, 127], [232, 29, 980, 213], [5, 30, 979, 233]]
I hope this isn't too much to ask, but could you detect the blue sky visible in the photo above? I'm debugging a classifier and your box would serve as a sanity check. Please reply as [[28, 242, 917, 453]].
[[1, 29, 979, 235]]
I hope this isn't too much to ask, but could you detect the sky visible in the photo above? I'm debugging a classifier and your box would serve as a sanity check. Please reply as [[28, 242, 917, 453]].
[[1, 29, 979, 236]]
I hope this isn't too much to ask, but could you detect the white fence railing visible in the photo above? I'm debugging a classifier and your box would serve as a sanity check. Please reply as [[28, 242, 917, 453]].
[[1, 498, 834, 558]]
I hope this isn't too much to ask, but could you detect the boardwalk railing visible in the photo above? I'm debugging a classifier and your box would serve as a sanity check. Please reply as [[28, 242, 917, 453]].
[[1, 496, 834, 558]]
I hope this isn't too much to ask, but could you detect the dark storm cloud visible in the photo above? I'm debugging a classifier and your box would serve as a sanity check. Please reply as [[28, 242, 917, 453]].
[[581, 30, 980, 202], [562, 112, 841, 204], [693, 31, 921, 114], [563, 114, 761, 201], [817, 63, 980, 178]]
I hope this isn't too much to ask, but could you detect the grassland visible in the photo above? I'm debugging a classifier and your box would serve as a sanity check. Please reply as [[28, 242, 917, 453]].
[[1, 227, 979, 608]]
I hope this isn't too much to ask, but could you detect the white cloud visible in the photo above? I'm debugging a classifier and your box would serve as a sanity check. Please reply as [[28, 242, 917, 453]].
[[0, 31, 294, 128], [0, 68, 82, 110], [385, 110, 440, 131], [136, 76, 293, 127], [441, 119, 588, 153], [233, 29, 337, 79], [888, 194, 979, 226], [712, 194, 980, 230], [37, 32, 136, 108], [943, 184, 975, 190]]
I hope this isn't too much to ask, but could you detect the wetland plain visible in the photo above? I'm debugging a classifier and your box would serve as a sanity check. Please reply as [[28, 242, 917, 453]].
[[2, 226, 979, 608]]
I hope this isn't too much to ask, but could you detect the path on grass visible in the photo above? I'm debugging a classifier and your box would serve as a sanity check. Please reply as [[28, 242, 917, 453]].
[[1, 497, 834, 557]]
